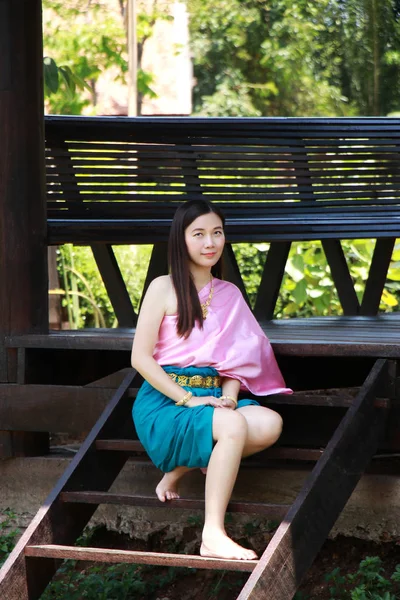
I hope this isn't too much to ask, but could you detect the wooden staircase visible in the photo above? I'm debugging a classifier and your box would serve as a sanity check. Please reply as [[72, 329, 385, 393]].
[[0, 359, 392, 600]]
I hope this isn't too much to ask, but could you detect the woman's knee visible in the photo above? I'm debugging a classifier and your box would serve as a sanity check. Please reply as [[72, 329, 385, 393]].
[[213, 410, 248, 443], [268, 410, 283, 444], [246, 407, 283, 447]]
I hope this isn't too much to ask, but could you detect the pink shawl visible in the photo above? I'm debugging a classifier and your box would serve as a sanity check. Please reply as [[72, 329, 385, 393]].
[[153, 279, 292, 396]]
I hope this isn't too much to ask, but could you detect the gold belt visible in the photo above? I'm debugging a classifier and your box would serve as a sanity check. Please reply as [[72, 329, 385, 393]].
[[168, 373, 221, 388]]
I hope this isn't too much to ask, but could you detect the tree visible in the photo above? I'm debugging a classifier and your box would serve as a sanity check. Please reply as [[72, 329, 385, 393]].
[[186, 0, 400, 117], [186, 0, 352, 117]]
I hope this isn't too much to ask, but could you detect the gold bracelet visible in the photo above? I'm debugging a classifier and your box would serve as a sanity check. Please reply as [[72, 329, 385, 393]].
[[220, 394, 238, 407], [176, 390, 193, 406]]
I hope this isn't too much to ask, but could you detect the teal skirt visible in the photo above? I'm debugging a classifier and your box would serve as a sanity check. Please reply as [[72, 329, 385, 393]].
[[132, 366, 260, 472]]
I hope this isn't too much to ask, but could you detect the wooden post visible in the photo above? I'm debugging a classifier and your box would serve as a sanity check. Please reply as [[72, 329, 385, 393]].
[[0, 0, 49, 455]]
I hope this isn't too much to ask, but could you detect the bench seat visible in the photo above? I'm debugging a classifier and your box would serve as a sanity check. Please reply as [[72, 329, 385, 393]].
[[6, 314, 400, 357]]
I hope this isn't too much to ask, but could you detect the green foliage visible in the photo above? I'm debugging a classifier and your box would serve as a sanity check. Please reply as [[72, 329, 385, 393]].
[[0, 509, 20, 567], [56, 239, 400, 329], [56, 244, 152, 328], [325, 555, 400, 600], [43, 57, 92, 100], [41, 561, 182, 600], [42, 0, 162, 115], [234, 240, 400, 318], [187, 0, 400, 117]]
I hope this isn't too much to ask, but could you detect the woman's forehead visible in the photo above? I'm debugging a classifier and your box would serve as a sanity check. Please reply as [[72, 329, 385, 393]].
[[186, 212, 223, 231]]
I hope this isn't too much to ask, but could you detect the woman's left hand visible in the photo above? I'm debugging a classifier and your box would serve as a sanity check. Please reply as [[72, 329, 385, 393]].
[[220, 397, 237, 410]]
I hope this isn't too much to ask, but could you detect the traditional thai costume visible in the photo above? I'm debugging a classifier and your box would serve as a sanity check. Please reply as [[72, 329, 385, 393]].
[[132, 279, 291, 472]]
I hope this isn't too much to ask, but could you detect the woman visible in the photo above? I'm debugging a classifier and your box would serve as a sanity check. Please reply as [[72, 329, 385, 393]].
[[131, 199, 291, 561]]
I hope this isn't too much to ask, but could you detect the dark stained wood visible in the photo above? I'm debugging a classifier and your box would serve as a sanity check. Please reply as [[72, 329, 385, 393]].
[[0, 370, 136, 600], [237, 359, 390, 600], [254, 242, 291, 320], [0, 385, 363, 436], [223, 244, 250, 305], [0, 384, 118, 433], [91, 244, 137, 327], [361, 238, 396, 316], [5, 314, 400, 358], [95, 439, 327, 462], [85, 367, 133, 388], [25, 545, 257, 573], [140, 242, 168, 307], [61, 491, 290, 519], [0, 432, 13, 458], [0, 2, 11, 90], [0, 0, 48, 455], [321, 240, 360, 315]]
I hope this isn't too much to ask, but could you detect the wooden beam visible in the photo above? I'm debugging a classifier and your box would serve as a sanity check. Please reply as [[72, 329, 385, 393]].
[[361, 238, 396, 316], [91, 244, 137, 327], [140, 242, 168, 307], [237, 358, 390, 599], [254, 242, 291, 320], [223, 244, 250, 305], [0, 384, 119, 433], [25, 545, 257, 573], [322, 240, 360, 315], [0, 0, 48, 454]]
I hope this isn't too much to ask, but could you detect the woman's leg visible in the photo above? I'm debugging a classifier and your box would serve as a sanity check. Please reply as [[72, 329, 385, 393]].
[[237, 405, 283, 458], [201, 409, 258, 560], [156, 466, 196, 501]]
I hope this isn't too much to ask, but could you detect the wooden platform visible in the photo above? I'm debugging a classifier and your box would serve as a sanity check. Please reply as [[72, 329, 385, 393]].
[[6, 314, 400, 357]]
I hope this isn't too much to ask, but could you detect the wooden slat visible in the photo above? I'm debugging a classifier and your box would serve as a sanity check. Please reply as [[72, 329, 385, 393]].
[[140, 242, 168, 309], [237, 358, 391, 599], [254, 242, 291, 320], [321, 240, 360, 315], [25, 545, 257, 573], [60, 491, 290, 519], [361, 238, 396, 316], [90, 244, 137, 327], [223, 244, 250, 305], [95, 438, 326, 457]]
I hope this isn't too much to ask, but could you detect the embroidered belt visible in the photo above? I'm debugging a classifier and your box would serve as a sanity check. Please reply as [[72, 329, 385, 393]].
[[168, 373, 221, 388]]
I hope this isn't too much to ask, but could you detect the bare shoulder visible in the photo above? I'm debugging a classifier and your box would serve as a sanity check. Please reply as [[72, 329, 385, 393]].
[[146, 275, 172, 295]]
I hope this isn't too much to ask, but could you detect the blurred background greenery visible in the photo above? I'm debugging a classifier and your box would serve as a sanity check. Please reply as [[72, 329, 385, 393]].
[[43, 0, 400, 328]]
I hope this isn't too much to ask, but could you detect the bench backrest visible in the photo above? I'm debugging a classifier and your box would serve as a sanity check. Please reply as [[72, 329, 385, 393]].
[[45, 116, 400, 244]]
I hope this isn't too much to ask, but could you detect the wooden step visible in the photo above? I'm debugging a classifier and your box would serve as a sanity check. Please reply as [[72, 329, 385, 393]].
[[95, 438, 324, 461], [25, 544, 257, 572], [60, 491, 290, 519]]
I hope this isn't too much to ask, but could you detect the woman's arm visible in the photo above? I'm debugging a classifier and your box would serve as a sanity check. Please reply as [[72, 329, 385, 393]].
[[220, 377, 241, 409], [131, 277, 188, 404], [131, 277, 227, 409]]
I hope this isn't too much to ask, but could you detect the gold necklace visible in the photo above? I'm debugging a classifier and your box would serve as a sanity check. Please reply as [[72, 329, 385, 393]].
[[200, 277, 214, 319]]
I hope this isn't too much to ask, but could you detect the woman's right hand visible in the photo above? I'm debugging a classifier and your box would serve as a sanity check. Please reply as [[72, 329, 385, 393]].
[[185, 395, 233, 409]]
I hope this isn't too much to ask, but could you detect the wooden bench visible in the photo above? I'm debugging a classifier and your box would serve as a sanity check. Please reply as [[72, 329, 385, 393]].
[[44, 115, 400, 329]]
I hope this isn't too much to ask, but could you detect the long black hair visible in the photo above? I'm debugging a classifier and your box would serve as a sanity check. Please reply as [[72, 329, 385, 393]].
[[168, 200, 225, 338]]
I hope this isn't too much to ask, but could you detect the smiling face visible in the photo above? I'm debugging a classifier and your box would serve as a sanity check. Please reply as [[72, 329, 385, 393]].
[[184, 212, 225, 271]]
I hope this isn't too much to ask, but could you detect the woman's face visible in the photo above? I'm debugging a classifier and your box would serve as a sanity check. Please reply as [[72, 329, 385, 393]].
[[184, 212, 225, 270]]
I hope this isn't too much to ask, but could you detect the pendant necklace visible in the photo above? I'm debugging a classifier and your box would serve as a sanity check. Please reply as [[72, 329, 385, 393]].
[[200, 276, 214, 319]]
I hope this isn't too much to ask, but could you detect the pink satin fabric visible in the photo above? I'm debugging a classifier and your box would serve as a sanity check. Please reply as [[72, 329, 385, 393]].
[[153, 279, 292, 396]]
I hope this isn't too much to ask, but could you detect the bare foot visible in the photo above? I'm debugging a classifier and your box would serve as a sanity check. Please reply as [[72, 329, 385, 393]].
[[201, 529, 258, 561], [200, 467, 207, 475], [156, 471, 182, 502]]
